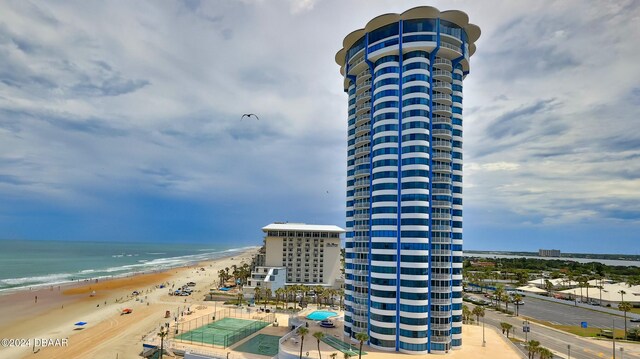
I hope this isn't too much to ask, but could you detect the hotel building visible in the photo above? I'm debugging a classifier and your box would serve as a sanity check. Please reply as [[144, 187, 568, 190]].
[[243, 223, 345, 299], [335, 6, 480, 354]]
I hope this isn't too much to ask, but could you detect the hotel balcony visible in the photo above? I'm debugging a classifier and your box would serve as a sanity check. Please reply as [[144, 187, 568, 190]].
[[356, 70, 371, 83], [354, 156, 370, 166], [354, 146, 370, 157], [430, 323, 451, 331], [357, 80, 372, 93], [432, 176, 452, 185], [433, 81, 452, 93], [431, 336, 452, 343], [354, 190, 369, 199], [431, 249, 452, 256], [354, 169, 369, 178], [432, 69, 452, 82], [431, 93, 452, 106], [432, 58, 452, 71], [355, 102, 371, 115], [356, 91, 371, 104], [355, 113, 370, 127], [431, 261, 452, 268], [432, 116, 452, 125], [432, 140, 451, 149], [432, 128, 452, 139], [431, 188, 452, 196], [430, 298, 451, 305], [432, 152, 452, 161], [431, 164, 452, 172], [354, 135, 370, 147], [353, 212, 369, 220], [432, 104, 452, 116], [431, 212, 452, 220], [439, 41, 462, 56], [430, 273, 451, 280], [355, 124, 371, 136]]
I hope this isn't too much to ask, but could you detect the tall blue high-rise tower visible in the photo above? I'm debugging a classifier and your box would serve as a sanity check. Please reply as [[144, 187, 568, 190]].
[[335, 6, 480, 354]]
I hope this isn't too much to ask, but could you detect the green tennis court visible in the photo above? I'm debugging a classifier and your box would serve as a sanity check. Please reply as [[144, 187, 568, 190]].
[[322, 336, 366, 356], [233, 334, 281, 356], [175, 317, 270, 347]]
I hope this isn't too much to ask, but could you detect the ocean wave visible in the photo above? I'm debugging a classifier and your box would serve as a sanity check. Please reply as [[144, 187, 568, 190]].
[[0, 273, 73, 287], [0, 245, 252, 293]]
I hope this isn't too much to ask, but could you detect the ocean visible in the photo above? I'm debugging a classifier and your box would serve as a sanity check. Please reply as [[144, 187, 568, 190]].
[[0, 239, 257, 293]]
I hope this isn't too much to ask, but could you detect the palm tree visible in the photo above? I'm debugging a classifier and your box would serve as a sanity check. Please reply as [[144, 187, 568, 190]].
[[524, 340, 540, 359], [157, 327, 168, 359], [472, 305, 485, 325], [218, 269, 227, 287], [494, 285, 505, 308], [254, 287, 262, 307], [544, 279, 554, 296], [354, 332, 369, 359], [314, 286, 325, 307], [500, 322, 513, 337], [513, 293, 523, 316], [264, 288, 272, 309], [338, 288, 345, 308], [275, 288, 285, 309], [619, 301, 632, 340], [297, 327, 309, 359], [462, 305, 471, 324], [330, 353, 338, 359], [343, 352, 352, 359], [501, 293, 510, 312], [313, 331, 325, 359], [538, 347, 553, 359]]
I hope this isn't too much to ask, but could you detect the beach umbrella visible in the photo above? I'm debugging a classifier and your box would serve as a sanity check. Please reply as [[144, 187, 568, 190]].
[[74, 322, 87, 326]]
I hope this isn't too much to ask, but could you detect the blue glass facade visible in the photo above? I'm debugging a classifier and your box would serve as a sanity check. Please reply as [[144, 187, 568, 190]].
[[337, 7, 479, 355]]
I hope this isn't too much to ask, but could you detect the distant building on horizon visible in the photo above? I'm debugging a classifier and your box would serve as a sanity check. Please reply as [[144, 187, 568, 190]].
[[336, 6, 480, 354], [539, 249, 561, 257]]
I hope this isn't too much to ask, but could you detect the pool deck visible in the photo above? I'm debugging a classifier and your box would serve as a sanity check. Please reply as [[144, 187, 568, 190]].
[[165, 303, 520, 359], [280, 307, 522, 359]]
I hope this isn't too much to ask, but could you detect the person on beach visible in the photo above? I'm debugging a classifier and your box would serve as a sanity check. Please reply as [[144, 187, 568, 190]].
[[35, 295, 37, 303]]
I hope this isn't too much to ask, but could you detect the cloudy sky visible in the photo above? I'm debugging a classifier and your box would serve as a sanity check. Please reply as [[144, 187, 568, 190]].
[[0, 0, 639, 253]]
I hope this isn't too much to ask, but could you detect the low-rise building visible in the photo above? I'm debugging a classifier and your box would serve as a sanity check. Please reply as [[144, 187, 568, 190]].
[[242, 266, 286, 300]]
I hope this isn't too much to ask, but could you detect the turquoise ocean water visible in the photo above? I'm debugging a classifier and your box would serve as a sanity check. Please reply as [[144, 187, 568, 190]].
[[0, 239, 255, 292]]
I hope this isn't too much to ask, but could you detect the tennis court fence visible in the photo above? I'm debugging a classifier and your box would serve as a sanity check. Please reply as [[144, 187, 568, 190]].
[[171, 307, 275, 348]]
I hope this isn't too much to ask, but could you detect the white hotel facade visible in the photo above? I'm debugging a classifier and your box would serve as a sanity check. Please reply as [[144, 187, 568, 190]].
[[335, 6, 480, 354]]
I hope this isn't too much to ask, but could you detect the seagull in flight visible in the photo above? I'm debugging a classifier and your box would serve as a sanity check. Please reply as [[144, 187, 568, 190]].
[[240, 113, 260, 121]]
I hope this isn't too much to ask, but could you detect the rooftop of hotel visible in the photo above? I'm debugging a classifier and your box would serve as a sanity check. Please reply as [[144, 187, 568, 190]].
[[262, 223, 346, 233]]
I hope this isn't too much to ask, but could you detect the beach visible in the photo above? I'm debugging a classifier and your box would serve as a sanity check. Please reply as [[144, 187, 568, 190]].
[[0, 247, 258, 359]]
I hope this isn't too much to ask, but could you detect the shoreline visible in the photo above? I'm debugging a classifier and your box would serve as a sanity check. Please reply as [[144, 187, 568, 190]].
[[0, 247, 258, 359], [0, 245, 260, 295]]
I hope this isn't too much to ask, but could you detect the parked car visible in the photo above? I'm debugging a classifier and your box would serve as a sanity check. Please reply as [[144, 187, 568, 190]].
[[514, 301, 525, 305], [630, 318, 640, 323], [187, 282, 196, 287]]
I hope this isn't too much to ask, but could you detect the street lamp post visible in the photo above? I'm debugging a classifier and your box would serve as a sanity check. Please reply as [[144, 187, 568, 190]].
[[613, 319, 616, 359], [567, 344, 571, 359], [482, 315, 486, 347]]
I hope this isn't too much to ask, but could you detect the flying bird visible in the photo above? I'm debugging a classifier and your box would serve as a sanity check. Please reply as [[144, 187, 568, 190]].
[[240, 114, 260, 121]]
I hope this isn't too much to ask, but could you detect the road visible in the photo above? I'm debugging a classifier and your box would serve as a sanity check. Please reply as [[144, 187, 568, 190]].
[[471, 303, 640, 359], [469, 293, 638, 331]]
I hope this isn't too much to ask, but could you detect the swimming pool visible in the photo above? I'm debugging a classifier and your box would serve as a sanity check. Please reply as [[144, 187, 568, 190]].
[[306, 310, 338, 321]]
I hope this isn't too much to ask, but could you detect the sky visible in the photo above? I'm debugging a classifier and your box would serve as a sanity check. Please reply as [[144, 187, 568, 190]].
[[0, 0, 639, 253]]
